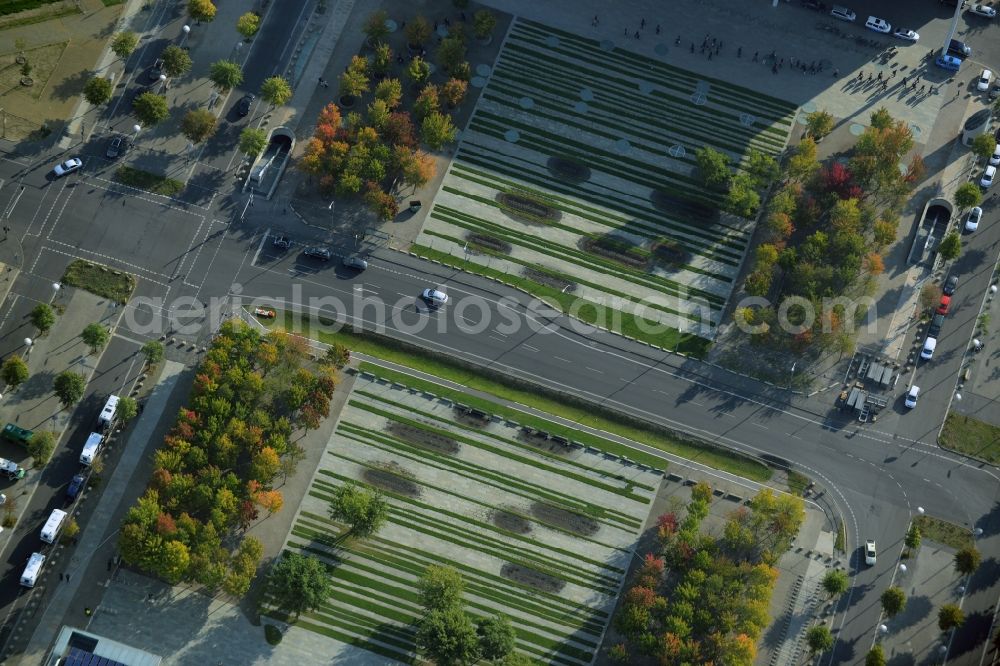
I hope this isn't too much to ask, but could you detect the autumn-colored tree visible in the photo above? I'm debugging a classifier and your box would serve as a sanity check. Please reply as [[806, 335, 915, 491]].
[[374, 78, 403, 109], [398, 148, 435, 188], [441, 78, 468, 108], [364, 182, 399, 221], [383, 112, 417, 148], [787, 137, 819, 182], [407, 56, 431, 86], [805, 110, 834, 139], [407, 17, 433, 47], [188, 0, 216, 23], [864, 252, 884, 275], [363, 9, 389, 43], [371, 43, 392, 77], [256, 489, 284, 515], [413, 84, 440, 121]]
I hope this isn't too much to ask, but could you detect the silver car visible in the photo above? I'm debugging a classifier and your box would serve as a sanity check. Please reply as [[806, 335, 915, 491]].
[[52, 158, 83, 177]]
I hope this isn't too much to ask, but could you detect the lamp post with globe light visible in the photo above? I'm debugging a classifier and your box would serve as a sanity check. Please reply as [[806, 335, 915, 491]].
[[180, 25, 191, 47]]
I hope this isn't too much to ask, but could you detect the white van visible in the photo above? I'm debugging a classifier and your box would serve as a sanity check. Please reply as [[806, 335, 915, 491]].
[[921, 337, 937, 360], [79, 432, 104, 466], [97, 395, 119, 431], [40, 508, 67, 544], [20, 552, 45, 588]]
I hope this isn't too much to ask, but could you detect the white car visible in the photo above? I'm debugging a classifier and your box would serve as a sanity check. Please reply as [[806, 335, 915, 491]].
[[421, 288, 449, 306], [991, 143, 1000, 166], [892, 28, 919, 41], [865, 16, 891, 33], [971, 4, 997, 17], [904, 386, 920, 409], [966, 206, 983, 231], [982, 165, 997, 188], [865, 539, 877, 565], [921, 337, 937, 360], [978, 69, 993, 91], [52, 158, 82, 177]]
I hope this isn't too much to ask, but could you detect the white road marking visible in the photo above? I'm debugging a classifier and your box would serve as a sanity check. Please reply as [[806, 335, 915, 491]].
[[553, 356, 571, 363], [585, 366, 604, 374], [251, 230, 268, 267], [522, 344, 540, 352]]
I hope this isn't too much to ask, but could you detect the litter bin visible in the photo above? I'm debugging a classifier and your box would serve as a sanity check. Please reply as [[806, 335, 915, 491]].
[[409, 200, 422, 213]]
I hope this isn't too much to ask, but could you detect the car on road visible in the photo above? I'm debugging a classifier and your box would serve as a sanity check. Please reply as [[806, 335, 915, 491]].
[[936, 54, 963, 71], [971, 4, 997, 17], [830, 5, 856, 21], [991, 85, 1000, 101], [937, 295, 952, 315], [421, 288, 449, 306], [892, 28, 919, 41], [105, 135, 129, 159], [921, 336, 937, 360], [235, 94, 254, 117], [52, 158, 83, 177], [272, 234, 290, 249], [0, 457, 25, 480], [865, 16, 891, 33], [982, 165, 996, 188], [148, 58, 165, 82], [904, 386, 920, 408], [966, 206, 983, 231], [948, 39, 972, 59], [66, 474, 85, 502], [253, 306, 276, 318], [865, 539, 877, 565], [303, 247, 332, 261], [800, 0, 823, 9], [977, 69, 993, 91], [342, 256, 368, 270], [943, 275, 958, 295], [928, 313, 945, 338], [2, 423, 33, 445], [991, 144, 1000, 166]]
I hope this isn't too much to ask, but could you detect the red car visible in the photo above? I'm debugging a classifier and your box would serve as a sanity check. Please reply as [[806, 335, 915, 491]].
[[936, 295, 951, 315], [253, 306, 276, 319]]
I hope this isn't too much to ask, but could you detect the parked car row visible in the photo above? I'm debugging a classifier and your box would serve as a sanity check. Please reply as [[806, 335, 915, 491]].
[[828, 6, 921, 40], [270, 233, 369, 269]]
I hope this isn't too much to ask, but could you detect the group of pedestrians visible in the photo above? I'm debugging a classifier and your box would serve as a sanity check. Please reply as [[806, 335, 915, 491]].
[[847, 70, 938, 99]]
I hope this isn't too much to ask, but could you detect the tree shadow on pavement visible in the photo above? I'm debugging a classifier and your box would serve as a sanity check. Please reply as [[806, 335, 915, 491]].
[[890, 594, 932, 630], [975, 501, 1000, 538], [947, 609, 993, 660], [967, 556, 999, 594]]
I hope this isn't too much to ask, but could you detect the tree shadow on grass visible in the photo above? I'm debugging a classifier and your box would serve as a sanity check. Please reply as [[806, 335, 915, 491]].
[[48, 68, 89, 102]]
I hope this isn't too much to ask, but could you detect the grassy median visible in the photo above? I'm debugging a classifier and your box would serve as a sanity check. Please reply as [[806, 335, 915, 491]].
[[114, 166, 184, 196], [940, 412, 1000, 465], [62, 259, 135, 304]]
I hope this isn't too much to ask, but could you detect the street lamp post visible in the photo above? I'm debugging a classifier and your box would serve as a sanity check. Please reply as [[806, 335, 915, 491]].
[[51, 282, 61, 304], [180, 24, 191, 47], [133, 123, 142, 141], [159, 73, 167, 92], [23, 337, 32, 357]]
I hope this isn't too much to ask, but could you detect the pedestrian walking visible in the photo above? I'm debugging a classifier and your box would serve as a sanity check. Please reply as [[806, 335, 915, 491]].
[[318, 77, 328, 88], [635, 31, 640, 39], [877, 71, 882, 81], [60, 573, 64, 581], [707, 51, 712, 61], [625, 28, 629, 37], [702, 37, 708, 48], [902, 76, 907, 86], [640, 18, 645, 29], [833, 68, 839, 77], [891, 71, 896, 78], [655, 24, 660, 35], [753, 51, 758, 62], [737, 46, 742, 58], [676, 35, 681, 46], [690, 43, 695, 53], [857, 71, 863, 80]]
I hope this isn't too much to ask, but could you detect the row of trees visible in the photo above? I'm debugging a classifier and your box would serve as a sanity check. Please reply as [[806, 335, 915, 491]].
[[611, 483, 803, 664], [117, 322, 337, 594]]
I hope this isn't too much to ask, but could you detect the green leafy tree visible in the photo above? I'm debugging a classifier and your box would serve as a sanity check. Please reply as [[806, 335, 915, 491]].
[[869, 107, 893, 130], [236, 11, 260, 39], [322, 343, 350, 368], [329, 481, 388, 538], [161, 45, 192, 78], [117, 396, 138, 422], [695, 146, 731, 189], [188, 0, 216, 23], [53, 371, 86, 408], [904, 524, 921, 550], [419, 564, 464, 611], [371, 42, 392, 77], [806, 110, 835, 140], [806, 625, 834, 654], [407, 56, 431, 87], [437, 35, 467, 72], [30, 303, 55, 333], [111, 31, 139, 59], [971, 133, 997, 160], [338, 55, 370, 99], [477, 614, 516, 662], [134, 92, 169, 126], [363, 9, 389, 43], [209, 60, 243, 92], [405, 15, 432, 47], [724, 174, 761, 218], [473, 10, 497, 40], [239, 127, 267, 157], [955, 546, 981, 575], [417, 606, 480, 665], [954, 182, 982, 209], [821, 569, 849, 598], [744, 148, 780, 188], [364, 183, 398, 221], [938, 232, 961, 262], [1, 356, 29, 388], [865, 645, 886, 666], [414, 84, 440, 121], [938, 603, 965, 631], [421, 111, 457, 150], [881, 586, 906, 617], [267, 552, 332, 618], [260, 76, 292, 107], [181, 109, 217, 143], [141, 340, 164, 364], [83, 77, 113, 106], [374, 78, 402, 109], [81, 323, 110, 354]]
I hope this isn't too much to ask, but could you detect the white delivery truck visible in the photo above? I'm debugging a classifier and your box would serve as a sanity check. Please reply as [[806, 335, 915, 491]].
[[97, 395, 119, 432], [79, 432, 104, 466], [20, 552, 46, 588], [40, 508, 67, 544]]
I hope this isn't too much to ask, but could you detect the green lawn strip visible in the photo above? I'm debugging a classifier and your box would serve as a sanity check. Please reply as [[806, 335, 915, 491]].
[[300, 510, 610, 622], [417, 235, 718, 342], [912, 515, 974, 551], [432, 190, 732, 296], [282, 321, 770, 480], [344, 394, 652, 503], [786, 469, 811, 496], [513, 20, 798, 117], [939, 412, 1000, 465], [343, 400, 644, 520], [263, 613, 417, 664], [489, 53, 787, 155], [61, 259, 136, 304], [450, 157, 748, 259], [337, 422, 644, 528], [289, 538, 599, 661], [311, 474, 622, 591], [347, 390, 655, 494], [113, 166, 184, 196]]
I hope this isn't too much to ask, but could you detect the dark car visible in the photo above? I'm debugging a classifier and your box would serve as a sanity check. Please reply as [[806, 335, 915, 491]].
[[148, 58, 165, 82], [800, 0, 824, 9], [105, 135, 129, 159], [947, 39, 971, 60], [342, 256, 368, 270], [66, 473, 85, 501], [272, 234, 291, 249], [928, 313, 945, 338], [303, 247, 332, 261], [236, 94, 254, 117], [943, 275, 958, 295]]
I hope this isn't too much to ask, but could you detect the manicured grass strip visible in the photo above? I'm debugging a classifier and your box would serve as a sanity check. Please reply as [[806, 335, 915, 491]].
[[114, 166, 184, 196], [912, 515, 974, 551], [939, 412, 1000, 465], [61, 258, 136, 304]]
